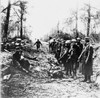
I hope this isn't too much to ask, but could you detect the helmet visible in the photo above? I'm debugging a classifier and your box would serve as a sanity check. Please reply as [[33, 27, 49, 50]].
[[15, 42, 20, 46], [65, 40, 71, 44], [77, 37, 81, 41], [20, 55, 24, 60], [71, 39, 76, 42], [16, 38, 21, 41]]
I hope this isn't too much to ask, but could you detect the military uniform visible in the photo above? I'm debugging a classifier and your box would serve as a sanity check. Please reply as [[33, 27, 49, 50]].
[[78, 37, 93, 82], [82, 45, 93, 81], [55, 41, 62, 60], [34, 39, 42, 50]]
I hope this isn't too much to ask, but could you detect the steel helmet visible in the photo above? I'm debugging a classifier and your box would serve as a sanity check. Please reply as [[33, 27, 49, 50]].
[[65, 40, 71, 44], [71, 39, 76, 42]]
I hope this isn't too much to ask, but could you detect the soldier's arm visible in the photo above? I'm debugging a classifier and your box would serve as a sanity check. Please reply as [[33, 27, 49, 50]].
[[58, 50, 67, 61], [85, 48, 90, 63], [78, 48, 86, 61], [85, 46, 93, 63]]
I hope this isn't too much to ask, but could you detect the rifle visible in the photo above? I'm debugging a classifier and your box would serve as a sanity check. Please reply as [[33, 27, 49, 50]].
[[78, 45, 90, 63]]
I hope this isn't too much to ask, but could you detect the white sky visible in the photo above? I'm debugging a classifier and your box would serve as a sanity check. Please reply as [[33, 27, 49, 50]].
[[1, 0, 100, 41]]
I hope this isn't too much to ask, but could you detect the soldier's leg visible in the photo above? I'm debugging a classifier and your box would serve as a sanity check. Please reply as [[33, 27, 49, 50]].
[[87, 75, 92, 83], [69, 65, 72, 76], [70, 61, 73, 76], [72, 63, 76, 78], [65, 64, 68, 75], [74, 62, 79, 77], [72, 61, 75, 77], [82, 75, 87, 82]]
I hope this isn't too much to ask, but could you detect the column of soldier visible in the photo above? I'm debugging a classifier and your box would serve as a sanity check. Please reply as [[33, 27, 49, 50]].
[[49, 37, 93, 83]]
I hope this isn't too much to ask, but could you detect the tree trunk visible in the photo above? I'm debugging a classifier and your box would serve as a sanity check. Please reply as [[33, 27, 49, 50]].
[[20, 13, 23, 39], [87, 6, 91, 37], [20, 2, 23, 39], [4, 1, 11, 42]]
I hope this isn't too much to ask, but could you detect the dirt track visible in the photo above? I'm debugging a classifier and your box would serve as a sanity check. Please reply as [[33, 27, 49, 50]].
[[1, 42, 100, 98]]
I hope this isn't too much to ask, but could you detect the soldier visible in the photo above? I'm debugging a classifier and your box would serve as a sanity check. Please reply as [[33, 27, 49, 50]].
[[34, 39, 42, 51], [78, 37, 93, 83], [76, 38, 83, 56], [52, 38, 56, 53], [68, 39, 80, 78], [78, 39, 85, 73], [5, 42, 10, 51], [63, 40, 71, 75], [13, 47, 37, 71], [59, 40, 71, 75], [55, 40, 62, 60], [10, 42, 15, 51], [1, 43, 4, 51], [49, 37, 53, 52], [12, 47, 22, 68], [76, 38, 83, 73]]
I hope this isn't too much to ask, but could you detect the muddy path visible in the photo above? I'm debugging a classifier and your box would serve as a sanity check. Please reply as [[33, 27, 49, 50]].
[[1, 42, 100, 98]]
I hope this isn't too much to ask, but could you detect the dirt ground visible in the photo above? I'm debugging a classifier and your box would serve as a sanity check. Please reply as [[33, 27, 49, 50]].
[[1, 42, 100, 98]]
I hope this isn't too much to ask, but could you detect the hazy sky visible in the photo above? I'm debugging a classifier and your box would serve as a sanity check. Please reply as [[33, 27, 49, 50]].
[[1, 0, 100, 40]]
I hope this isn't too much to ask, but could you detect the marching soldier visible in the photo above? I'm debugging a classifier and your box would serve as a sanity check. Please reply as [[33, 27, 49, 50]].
[[76, 38, 83, 73], [78, 37, 93, 83], [76, 37, 83, 56], [13, 46, 37, 70], [52, 38, 56, 53], [68, 39, 80, 78], [55, 40, 62, 60], [58, 40, 71, 75]]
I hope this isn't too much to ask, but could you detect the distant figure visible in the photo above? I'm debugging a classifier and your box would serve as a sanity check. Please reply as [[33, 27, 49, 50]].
[[34, 39, 42, 50]]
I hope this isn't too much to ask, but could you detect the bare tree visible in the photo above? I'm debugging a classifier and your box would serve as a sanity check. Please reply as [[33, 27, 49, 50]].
[[19, 1, 27, 39], [1, 0, 27, 40], [3, 0, 11, 42]]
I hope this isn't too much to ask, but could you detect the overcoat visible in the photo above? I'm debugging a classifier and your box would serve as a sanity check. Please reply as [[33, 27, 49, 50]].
[[82, 45, 93, 76]]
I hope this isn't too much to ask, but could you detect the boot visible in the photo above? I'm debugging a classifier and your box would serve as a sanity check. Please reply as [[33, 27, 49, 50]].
[[87, 76, 92, 83], [82, 75, 87, 82]]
